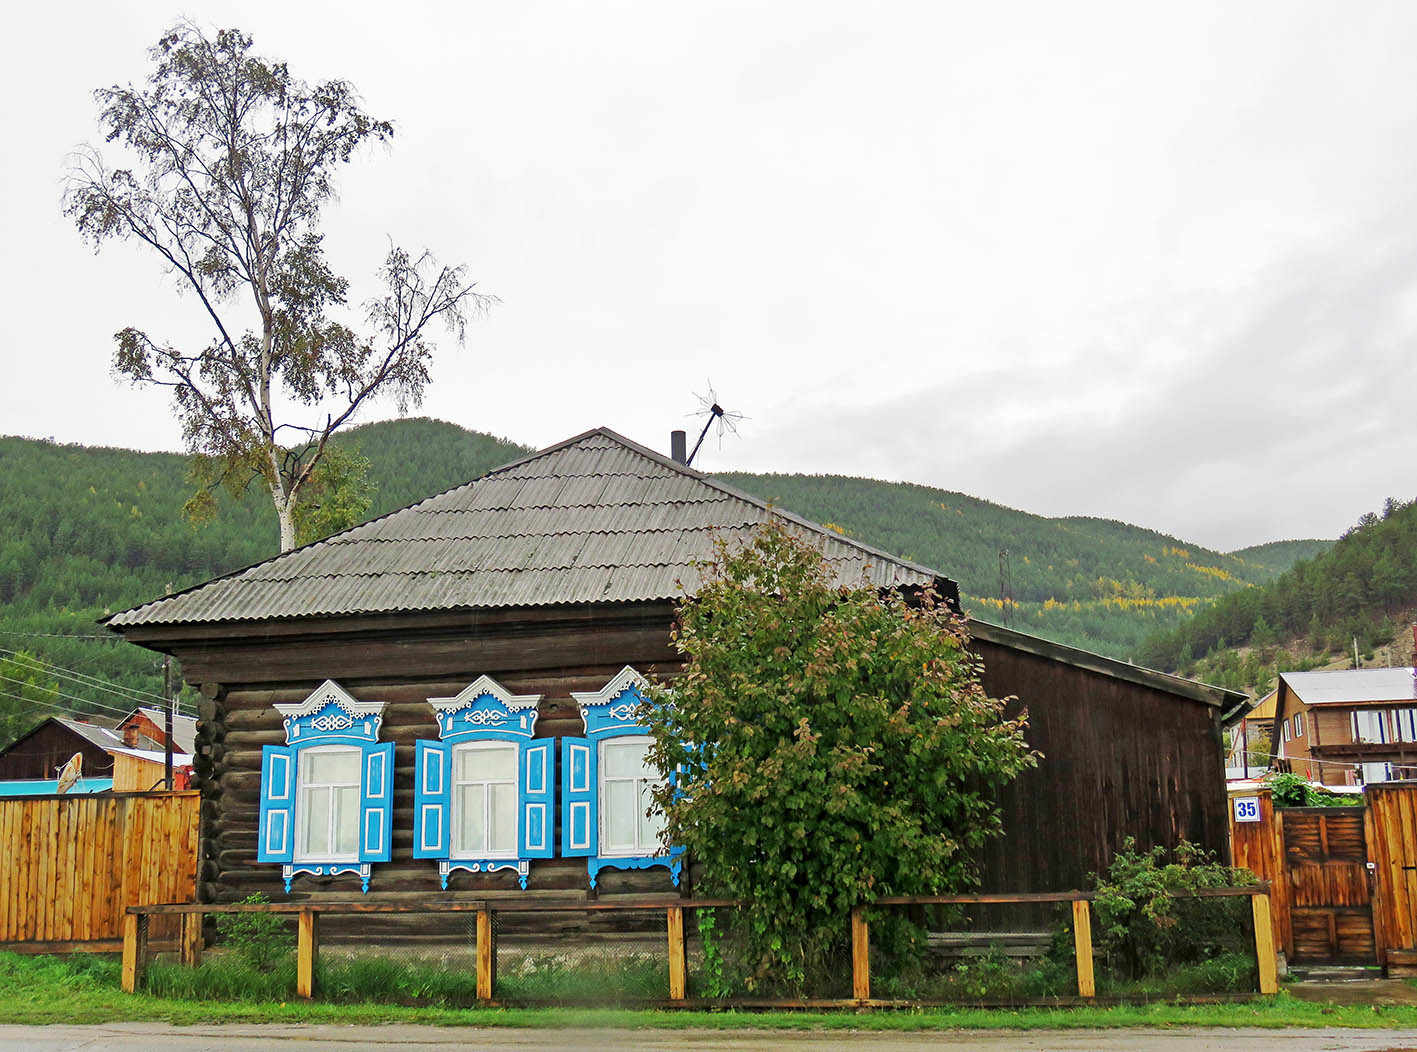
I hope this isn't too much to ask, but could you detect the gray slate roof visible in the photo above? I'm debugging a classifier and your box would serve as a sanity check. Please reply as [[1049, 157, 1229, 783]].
[[107, 428, 945, 629]]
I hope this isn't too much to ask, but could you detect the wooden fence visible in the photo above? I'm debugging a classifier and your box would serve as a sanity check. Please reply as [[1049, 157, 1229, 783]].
[[0, 791, 199, 952], [122, 887, 1278, 1005]]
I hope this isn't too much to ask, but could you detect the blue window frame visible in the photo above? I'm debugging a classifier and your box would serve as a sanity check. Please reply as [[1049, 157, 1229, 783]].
[[256, 680, 392, 893], [413, 675, 553, 889], [562, 666, 684, 889]]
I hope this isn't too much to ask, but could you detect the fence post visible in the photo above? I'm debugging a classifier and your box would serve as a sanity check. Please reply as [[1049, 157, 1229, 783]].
[[1071, 899, 1095, 998], [850, 906, 870, 1002], [180, 911, 204, 967], [121, 912, 148, 993], [667, 906, 687, 1001], [297, 909, 319, 999], [477, 908, 496, 1001], [1252, 891, 1279, 995]]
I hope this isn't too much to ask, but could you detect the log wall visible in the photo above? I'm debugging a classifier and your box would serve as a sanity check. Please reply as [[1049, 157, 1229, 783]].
[[0, 791, 198, 949], [139, 603, 1229, 915]]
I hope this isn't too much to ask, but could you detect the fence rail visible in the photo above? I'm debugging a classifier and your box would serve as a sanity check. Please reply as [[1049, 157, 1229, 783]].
[[121, 885, 1277, 1005]]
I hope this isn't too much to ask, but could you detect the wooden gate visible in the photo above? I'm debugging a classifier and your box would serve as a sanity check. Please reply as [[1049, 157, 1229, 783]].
[[1366, 784, 1417, 971], [1281, 806, 1375, 963]]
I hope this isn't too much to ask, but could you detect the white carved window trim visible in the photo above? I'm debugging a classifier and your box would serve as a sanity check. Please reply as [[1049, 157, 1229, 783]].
[[295, 744, 362, 864], [451, 740, 519, 860], [598, 735, 666, 858]]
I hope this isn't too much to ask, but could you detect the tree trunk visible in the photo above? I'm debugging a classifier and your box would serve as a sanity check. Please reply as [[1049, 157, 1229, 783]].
[[277, 503, 295, 552]]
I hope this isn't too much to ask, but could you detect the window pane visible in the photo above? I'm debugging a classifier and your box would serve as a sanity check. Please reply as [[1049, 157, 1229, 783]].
[[308, 749, 360, 784], [490, 783, 517, 854], [459, 784, 486, 855], [483, 744, 518, 782], [604, 780, 636, 851], [604, 739, 650, 778], [304, 786, 331, 857], [638, 782, 665, 850], [334, 786, 359, 855]]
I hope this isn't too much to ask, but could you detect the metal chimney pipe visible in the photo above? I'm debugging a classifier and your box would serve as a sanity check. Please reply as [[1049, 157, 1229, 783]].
[[670, 430, 687, 464]]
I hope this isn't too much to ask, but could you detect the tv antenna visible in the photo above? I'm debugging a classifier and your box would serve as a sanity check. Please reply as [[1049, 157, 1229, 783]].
[[685, 382, 745, 468]]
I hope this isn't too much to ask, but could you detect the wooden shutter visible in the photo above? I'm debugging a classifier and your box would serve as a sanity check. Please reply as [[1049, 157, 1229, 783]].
[[561, 737, 597, 858], [360, 741, 395, 863], [414, 739, 451, 859], [257, 745, 296, 864], [519, 738, 555, 859]]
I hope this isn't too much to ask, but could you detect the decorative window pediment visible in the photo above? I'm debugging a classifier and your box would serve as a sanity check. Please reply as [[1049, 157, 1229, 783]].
[[428, 674, 540, 743], [258, 680, 392, 893], [414, 675, 553, 889], [561, 666, 684, 889]]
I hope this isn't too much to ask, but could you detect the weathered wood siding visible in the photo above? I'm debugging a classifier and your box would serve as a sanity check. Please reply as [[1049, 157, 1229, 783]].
[[0, 721, 114, 782], [151, 604, 1229, 912], [971, 636, 1229, 896], [0, 791, 198, 949]]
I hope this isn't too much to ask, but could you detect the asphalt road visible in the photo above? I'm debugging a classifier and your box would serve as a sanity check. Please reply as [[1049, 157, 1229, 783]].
[[3, 1025, 1417, 1051]]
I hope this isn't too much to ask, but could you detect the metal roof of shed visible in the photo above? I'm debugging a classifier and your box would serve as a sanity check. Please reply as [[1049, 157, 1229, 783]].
[[106, 428, 945, 628], [1281, 667, 1417, 706]]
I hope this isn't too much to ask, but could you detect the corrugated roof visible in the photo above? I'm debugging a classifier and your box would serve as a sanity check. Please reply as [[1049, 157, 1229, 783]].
[[54, 718, 123, 751], [107, 428, 945, 629], [1282, 667, 1417, 706]]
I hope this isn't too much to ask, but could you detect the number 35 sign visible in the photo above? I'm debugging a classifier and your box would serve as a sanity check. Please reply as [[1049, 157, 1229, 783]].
[[1233, 796, 1262, 823]]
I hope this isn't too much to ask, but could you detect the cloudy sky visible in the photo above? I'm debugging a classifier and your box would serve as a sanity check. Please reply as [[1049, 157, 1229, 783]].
[[4, 1, 1416, 552]]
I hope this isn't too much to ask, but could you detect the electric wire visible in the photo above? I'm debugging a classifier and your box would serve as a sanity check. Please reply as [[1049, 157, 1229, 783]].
[[0, 647, 167, 705], [0, 674, 135, 720]]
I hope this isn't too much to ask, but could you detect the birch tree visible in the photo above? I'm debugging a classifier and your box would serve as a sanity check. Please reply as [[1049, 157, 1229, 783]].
[[66, 23, 491, 551]]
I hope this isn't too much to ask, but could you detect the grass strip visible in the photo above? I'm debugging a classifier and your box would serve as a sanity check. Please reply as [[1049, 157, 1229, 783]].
[[0, 951, 1411, 1031]]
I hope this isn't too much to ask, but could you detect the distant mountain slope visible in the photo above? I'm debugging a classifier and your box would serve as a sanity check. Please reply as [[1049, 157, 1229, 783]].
[[1138, 499, 1417, 681], [1228, 539, 1333, 574], [715, 471, 1329, 658], [0, 419, 1327, 714]]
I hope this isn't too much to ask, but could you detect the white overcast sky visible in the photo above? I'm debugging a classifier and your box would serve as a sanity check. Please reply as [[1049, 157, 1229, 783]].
[[4, 1, 1417, 552]]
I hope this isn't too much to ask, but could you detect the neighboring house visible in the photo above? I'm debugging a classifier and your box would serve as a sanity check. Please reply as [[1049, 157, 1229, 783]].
[[118, 706, 198, 755], [1273, 668, 1417, 786], [103, 427, 1242, 908], [109, 746, 193, 791], [1226, 688, 1277, 780], [0, 716, 120, 784]]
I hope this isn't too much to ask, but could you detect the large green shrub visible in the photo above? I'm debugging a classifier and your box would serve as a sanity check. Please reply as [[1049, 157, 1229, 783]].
[[644, 520, 1037, 993], [214, 893, 293, 971]]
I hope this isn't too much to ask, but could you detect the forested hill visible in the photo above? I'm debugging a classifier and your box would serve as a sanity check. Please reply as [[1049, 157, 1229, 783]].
[[1137, 498, 1417, 681], [0, 419, 1325, 718], [716, 472, 1327, 658]]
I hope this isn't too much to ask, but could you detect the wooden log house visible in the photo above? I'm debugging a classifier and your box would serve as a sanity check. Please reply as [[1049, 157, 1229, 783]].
[[104, 428, 1240, 920]]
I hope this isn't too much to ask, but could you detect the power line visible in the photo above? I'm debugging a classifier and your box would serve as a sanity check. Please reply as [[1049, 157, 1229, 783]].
[[0, 674, 134, 719], [0, 648, 166, 705], [0, 629, 120, 641]]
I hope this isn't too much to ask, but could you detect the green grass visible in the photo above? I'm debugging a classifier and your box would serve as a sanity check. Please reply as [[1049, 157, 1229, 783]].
[[0, 951, 1414, 1030]]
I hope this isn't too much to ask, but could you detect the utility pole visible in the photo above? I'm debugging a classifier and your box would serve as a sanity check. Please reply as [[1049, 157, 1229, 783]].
[[164, 581, 174, 790]]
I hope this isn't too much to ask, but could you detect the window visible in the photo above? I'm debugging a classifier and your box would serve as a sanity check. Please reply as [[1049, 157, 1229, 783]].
[[600, 736, 666, 857], [561, 666, 683, 889], [413, 675, 554, 889], [297, 746, 361, 862], [1293, 712, 1305, 739], [453, 741, 518, 859], [1354, 709, 1389, 744], [257, 680, 392, 893]]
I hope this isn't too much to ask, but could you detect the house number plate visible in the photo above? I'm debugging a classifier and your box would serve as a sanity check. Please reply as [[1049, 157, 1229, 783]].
[[1233, 796, 1261, 823]]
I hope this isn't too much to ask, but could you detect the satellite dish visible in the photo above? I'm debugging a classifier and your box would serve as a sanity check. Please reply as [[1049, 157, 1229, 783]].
[[55, 752, 83, 794]]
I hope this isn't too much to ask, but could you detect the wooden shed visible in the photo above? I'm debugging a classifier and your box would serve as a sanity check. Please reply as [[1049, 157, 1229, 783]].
[[104, 427, 1239, 908]]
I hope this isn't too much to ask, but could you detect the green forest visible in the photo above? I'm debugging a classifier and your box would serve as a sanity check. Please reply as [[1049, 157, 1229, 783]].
[[1137, 498, 1417, 690], [0, 418, 1335, 734]]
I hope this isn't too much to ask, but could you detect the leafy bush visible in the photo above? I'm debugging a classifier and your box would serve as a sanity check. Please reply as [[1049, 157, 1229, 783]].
[[214, 893, 293, 971], [1265, 772, 1353, 808], [645, 521, 1037, 994], [1091, 839, 1256, 982]]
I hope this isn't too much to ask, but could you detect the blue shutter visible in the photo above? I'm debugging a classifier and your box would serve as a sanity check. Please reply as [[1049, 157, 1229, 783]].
[[414, 739, 451, 859], [257, 745, 296, 864], [519, 738, 555, 859], [359, 741, 394, 863], [561, 736, 597, 858]]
